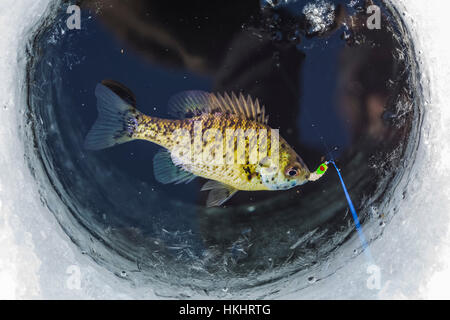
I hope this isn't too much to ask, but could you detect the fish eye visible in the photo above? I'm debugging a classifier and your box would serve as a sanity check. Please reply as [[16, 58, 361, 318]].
[[286, 167, 299, 177]]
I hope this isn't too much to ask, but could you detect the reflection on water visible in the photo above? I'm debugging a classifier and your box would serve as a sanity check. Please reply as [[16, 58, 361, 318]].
[[27, 0, 418, 295]]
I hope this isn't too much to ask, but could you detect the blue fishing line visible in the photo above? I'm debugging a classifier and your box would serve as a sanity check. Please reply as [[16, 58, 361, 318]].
[[279, 67, 374, 263], [328, 160, 373, 262]]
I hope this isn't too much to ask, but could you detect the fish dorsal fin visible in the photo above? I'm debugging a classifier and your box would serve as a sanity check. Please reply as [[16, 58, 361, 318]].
[[167, 90, 268, 124], [209, 92, 268, 124], [167, 90, 211, 119], [153, 150, 196, 184], [201, 180, 238, 207]]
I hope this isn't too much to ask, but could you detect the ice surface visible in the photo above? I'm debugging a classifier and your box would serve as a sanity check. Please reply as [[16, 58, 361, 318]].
[[1, 0, 450, 299]]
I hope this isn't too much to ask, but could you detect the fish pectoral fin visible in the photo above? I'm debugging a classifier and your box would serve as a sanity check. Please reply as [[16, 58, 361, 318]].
[[258, 156, 272, 168], [153, 150, 196, 184], [201, 180, 238, 207]]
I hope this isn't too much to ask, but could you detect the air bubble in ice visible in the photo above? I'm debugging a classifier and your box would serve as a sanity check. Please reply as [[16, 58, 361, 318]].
[[370, 206, 379, 218], [302, 0, 335, 34]]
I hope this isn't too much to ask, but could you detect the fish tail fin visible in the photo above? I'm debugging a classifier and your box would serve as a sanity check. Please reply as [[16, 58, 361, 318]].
[[84, 83, 142, 150]]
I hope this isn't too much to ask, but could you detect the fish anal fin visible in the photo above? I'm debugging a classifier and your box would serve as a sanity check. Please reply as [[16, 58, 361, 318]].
[[201, 180, 238, 207], [153, 150, 196, 184]]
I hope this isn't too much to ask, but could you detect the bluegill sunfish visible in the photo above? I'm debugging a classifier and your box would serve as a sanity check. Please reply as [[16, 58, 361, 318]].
[[84, 81, 324, 207]]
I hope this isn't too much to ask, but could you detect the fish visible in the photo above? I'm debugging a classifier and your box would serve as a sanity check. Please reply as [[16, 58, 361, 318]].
[[84, 80, 324, 207]]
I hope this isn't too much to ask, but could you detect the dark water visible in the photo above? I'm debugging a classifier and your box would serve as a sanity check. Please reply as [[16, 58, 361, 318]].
[[27, 0, 418, 295]]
